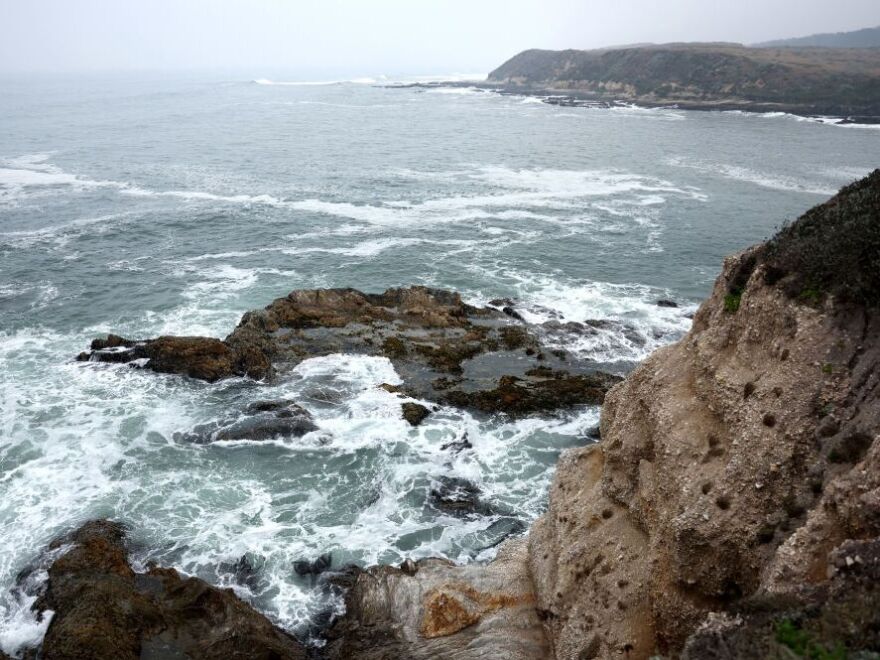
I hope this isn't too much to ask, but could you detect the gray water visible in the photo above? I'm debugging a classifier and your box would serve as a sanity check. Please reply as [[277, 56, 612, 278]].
[[1, 72, 878, 654]]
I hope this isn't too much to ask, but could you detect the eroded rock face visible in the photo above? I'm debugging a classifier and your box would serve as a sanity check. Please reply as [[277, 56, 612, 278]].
[[79, 286, 620, 416], [30, 520, 306, 660], [321, 539, 549, 660], [528, 173, 880, 658]]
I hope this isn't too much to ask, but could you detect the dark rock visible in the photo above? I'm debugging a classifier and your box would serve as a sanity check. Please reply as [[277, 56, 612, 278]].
[[443, 371, 621, 416], [502, 306, 524, 321], [218, 554, 263, 591], [176, 401, 317, 444], [441, 434, 473, 453], [32, 520, 306, 660], [402, 402, 431, 427], [81, 286, 622, 416], [429, 477, 490, 516], [586, 425, 602, 441], [657, 299, 679, 308], [78, 334, 272, 382], [293, 553, 332, 577]]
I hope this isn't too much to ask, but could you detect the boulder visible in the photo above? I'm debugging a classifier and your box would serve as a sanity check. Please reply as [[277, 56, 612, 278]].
[[402, 402, 431, 426], [30, 520, 306, 659]]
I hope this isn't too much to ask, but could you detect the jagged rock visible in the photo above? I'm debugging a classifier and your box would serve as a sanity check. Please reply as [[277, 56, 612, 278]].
[[440, 434, 473, 453], [321, 539, 548, 659], [30, 520, 306, 660], [79, 286, 620, 416], [527, 173, 880, 659], [402, 402, 431, 426], [293, 553, 332, 577], [78, 334, 271, 381], [429, 477, 490, 517]]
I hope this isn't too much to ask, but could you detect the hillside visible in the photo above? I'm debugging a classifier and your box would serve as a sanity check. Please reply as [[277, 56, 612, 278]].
[[487, 43, 880, 117], [755, 25, 880, 48]]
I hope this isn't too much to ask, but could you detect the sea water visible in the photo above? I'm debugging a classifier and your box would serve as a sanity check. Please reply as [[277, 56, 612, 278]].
[[1, 73, 878, 653]]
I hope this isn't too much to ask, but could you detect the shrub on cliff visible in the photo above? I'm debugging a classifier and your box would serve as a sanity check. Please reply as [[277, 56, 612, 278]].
[[756, 170, 880, 306]]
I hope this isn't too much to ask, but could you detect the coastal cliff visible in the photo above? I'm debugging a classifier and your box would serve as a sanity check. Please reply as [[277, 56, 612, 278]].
[[529, 171, 880, 658], [488, 44, 880, 118]]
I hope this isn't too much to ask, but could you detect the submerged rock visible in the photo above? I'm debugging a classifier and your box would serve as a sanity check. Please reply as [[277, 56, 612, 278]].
[[30, 520, 306, 659], [80, 286, 620, 416], [175, 400, 318, 444], [321, 539, 548, 659]]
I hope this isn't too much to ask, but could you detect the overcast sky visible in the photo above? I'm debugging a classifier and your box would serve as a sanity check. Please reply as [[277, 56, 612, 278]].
[[1, 0, 877, 76]]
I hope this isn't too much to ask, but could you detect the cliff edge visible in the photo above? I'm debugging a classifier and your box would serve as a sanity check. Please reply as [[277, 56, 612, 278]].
[[529, 170, 880, 658]]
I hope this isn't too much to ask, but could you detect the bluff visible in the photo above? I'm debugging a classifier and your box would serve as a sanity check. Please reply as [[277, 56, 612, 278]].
[[529, 170, 880, 658], [488, 44, 880, 117]]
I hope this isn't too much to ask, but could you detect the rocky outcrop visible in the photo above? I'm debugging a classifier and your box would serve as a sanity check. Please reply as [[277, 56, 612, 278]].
[[79, 286, 620, 416], [77, 334, 271, 382], [321, 539, 549, 659], [487, 44, 880, 117], [527, 171, 880, 658], [28, 520, 306, 659]]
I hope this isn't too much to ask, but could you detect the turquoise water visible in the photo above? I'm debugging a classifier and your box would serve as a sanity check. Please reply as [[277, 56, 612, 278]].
[[1, 73, 878, 653]]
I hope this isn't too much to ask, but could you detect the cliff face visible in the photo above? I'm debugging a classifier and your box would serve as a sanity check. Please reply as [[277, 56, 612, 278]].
[[488, 44, 880, 116], [529, 172, 880, 658]]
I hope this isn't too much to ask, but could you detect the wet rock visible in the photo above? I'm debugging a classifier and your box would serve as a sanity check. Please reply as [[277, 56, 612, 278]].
[[321, 539, 548, 660], [444, 370, 621, 416], [429, 477, 491, 516], [656, 299, 679, 308], [441, 434, 473, 453], [176, 401, 317, 444], [293, 553, 332, 577], [402, 402, 431, 426], [31, 520, 306, 660], [218, 554, 263, 591], [78, 334, 272, 382], [79, 286, 621, 416]]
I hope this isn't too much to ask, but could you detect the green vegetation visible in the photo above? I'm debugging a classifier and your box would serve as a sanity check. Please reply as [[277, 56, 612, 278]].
[[775, 619, 847, 660], [821, 363, 834, 375], [760, 171, 880, 307], [723, 292, 742, 313]]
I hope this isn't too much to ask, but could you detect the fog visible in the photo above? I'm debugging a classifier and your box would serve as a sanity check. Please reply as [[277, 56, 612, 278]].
[[1, 0, 877, 75]]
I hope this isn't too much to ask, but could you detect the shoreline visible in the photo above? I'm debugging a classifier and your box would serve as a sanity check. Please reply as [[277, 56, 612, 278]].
[[383, 79, 880, 125]]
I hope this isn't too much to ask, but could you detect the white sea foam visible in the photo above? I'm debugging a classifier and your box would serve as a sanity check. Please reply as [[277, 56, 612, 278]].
[[666, 156, 840, 195], [254, 77, 378, 86]]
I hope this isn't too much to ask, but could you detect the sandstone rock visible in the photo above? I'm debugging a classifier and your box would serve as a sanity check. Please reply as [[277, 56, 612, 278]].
[[30, 520, 306, 659], [527, 173, 880, 658], [321, 539, 548, 659]]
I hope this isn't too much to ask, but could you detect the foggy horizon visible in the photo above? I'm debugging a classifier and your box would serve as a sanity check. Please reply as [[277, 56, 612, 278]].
[[1, 0, 878, 77]]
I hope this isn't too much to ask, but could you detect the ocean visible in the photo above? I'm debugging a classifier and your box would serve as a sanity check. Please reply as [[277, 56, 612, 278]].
[[1, 73, 878, 653]]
